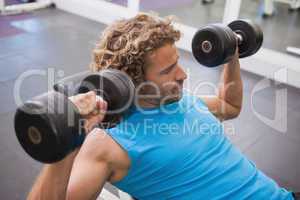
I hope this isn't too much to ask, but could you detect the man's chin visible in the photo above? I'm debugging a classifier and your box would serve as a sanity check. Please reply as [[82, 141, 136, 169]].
[[163, 91, 183, 105]]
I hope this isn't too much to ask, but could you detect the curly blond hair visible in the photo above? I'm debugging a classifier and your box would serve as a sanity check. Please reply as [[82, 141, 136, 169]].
[[90, 13, 181, 86]]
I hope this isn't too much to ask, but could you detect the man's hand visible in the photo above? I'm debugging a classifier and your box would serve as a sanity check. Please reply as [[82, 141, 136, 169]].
[[200, 46, 243, 121], [69, 91, 108, 133], [228, 46, 239, 66]]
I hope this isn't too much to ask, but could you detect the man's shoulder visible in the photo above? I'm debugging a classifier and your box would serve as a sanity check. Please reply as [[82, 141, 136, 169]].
[[84, 128, 130, 169]]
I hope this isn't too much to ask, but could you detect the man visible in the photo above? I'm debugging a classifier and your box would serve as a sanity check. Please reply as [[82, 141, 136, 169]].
[[27, 14, 296, 200]]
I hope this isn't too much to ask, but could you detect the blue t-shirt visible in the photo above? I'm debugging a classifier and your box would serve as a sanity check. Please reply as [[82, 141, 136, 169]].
[[105, 92, 294, 200]]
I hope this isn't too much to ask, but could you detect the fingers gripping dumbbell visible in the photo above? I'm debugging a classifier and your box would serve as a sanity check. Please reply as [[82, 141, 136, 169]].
[[14, 69, 135, 163], [77, 70, 135, 127], [192, 20, 263, 67]]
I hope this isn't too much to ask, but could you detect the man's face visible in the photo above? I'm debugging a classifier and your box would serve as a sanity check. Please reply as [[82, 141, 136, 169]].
[[142, 43, 187, 105]]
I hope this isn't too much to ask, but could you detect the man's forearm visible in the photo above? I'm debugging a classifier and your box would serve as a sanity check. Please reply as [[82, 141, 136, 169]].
[[27, 149, 79, 200], [218, 57, 243, 112]]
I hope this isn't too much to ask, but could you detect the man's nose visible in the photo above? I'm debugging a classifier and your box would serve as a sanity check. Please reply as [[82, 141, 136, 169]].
[[176, 65, 187, 81]]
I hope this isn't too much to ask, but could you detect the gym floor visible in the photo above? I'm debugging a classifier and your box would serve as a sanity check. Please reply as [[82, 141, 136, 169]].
[[0, 4, 300, 200]]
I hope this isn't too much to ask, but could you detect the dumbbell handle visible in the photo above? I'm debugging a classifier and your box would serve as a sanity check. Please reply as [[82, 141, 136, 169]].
[[233, 30, 244, 45]]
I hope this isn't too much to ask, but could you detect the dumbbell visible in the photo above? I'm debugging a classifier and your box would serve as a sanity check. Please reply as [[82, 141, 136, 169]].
[[192, 20, 263, 67], [14, 69, 135, 163], [53, 70, 90, 96]]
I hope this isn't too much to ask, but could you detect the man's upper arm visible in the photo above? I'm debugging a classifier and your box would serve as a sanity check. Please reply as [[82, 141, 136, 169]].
[[199, 95, 241, 121], [66, 131, 113, 200]]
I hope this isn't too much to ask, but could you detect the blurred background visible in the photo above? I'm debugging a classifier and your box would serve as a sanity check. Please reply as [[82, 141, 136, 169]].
[[105, 0, 300, 53]]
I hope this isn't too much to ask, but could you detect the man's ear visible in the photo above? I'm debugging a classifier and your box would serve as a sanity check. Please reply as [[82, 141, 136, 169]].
[[144, 50, 157, 68], [147, 50, 157, 60], [143, 57, 153, 79]]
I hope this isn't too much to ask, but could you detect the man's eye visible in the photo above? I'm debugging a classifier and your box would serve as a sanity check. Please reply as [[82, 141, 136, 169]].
[[161, 63, 177, 75], [163, 67, 173, 74]]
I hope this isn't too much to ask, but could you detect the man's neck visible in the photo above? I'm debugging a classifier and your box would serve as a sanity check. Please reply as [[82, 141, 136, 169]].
[[136, 98, 160, 109], [136, 97, 180, 109]]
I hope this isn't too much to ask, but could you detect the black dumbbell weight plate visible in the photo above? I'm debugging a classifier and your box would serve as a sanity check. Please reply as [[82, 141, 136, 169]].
[[250, 22, 263, 55], [228, 20, 263, 58], [192, 24, 235, 67], [222, 25, 238, 62], [78, 69, 135, 128], [14, 91, 81, 163], [53, 71, 90, 96]]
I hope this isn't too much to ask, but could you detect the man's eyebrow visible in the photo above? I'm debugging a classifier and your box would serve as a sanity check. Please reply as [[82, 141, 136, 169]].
[[160, 56, 179, 74]]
